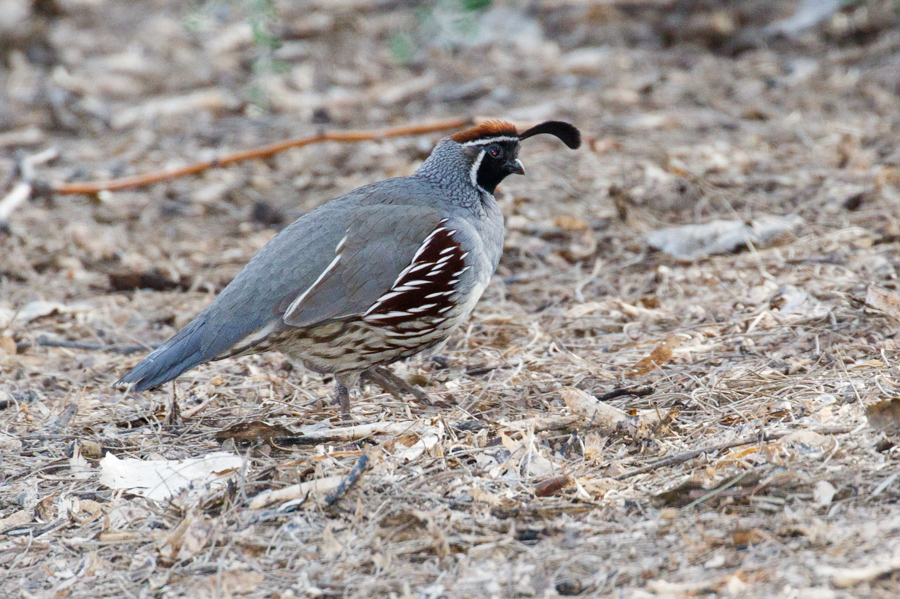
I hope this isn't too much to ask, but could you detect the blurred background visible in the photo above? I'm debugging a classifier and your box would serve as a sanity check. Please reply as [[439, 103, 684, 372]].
[[2, 1, 900, 597]]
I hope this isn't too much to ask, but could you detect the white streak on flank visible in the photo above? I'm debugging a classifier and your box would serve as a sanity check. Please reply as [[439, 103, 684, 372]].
[[408, 304, 437, 313], [425, 291, 454, 299], [375, 291, 403, 303], [439, 247, 456, 256], [284, 252, 342, 320], [469, 149, 485, 189], [334, 233, 349, 254], [365, 219, 458, 318], [385, 329, 432, 338], [366, 310, 411, 320], [411, 225, 448, 263], [462, 136, 519, 146]]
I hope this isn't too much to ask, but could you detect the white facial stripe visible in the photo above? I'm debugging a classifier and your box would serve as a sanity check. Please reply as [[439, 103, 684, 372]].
[[463, 136, 519, 146], [469, 149, 485, 188]]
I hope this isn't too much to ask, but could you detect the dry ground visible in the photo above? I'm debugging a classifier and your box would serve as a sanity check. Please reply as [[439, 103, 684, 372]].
[[2, 1, 900, 597]]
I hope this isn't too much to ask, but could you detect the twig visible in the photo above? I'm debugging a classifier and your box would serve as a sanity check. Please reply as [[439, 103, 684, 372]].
[[614, 425, 856, 480], [596, 385, 655, 402], [324, 453, 370, 506], [20, 335, 157, 355], [249, 475, 346, 510], [53, 117, 471, 196], [560, 388, 649, 439], [45, 403, 78, 433], [0, 148, 59, 226], [274, 419, 433, 446], [682, 470, 752, 509]]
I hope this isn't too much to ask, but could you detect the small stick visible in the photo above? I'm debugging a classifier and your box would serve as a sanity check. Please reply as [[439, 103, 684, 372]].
[[0, 148, 59, 225], [24, 335, 157, 355], [274, 419, 433, 446], [45, 403, 78, 433], [249, 474, 345, 509], [560, 388, 648, 439], [596, 386, 654, 402], [614, 425, 855, 480], [54, 117, 471, 196], [682, 470, 752, 509], [324, 453, 370, 506]]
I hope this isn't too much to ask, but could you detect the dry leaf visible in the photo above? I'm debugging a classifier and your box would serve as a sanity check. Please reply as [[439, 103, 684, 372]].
[[158, 515, 214, 561], [780, 430, 835, 458], [0, 509, 33, 530], [646, 215, 802, 260], [99, 452, 243, 503], [818, 553, 900, 588], [0, 432, 22, 452], [625, 336, 681, 377], [866, 399, 900, 434], [565, 301, 604, 318], [36, 494, 55, 521], [203, 569, 265, 597], [733, 529, 765, 547], [8, 300, 94, 324], [392, 425, 443, 461], [534, 475, 572, 497], [813, 481, 836, 506], [470, 486, 503, 506], [866, 286, 900, 322], [0, 335, 16, 355], [554, 216, 589, 231]]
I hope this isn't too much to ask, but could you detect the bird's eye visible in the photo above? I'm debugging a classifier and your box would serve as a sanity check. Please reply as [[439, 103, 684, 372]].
[[487, 144, 503, 158]]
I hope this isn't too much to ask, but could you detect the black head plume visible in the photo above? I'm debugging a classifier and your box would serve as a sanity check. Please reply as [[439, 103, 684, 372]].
[[518, 121, 581, 149]]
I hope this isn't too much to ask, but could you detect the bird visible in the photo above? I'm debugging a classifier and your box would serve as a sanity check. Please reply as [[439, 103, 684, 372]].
[[117, 119, 581, 415]]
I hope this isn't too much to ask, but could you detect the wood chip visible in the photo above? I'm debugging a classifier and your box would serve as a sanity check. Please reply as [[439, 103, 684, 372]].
[[625, 335, 682, 377], [866, 286, 900, 322]]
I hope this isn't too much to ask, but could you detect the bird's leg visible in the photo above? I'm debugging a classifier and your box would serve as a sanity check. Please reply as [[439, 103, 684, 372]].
[[165, 382, 183, 428], [363, 366, 432, 405], [333, 380, 352, 420]]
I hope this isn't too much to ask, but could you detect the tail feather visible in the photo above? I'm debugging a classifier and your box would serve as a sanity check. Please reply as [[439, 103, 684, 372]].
[[116, 318, 209, 391]]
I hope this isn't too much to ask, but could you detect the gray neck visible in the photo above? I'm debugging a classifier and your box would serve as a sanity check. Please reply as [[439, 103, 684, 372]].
[[415, 139, 489, 211]]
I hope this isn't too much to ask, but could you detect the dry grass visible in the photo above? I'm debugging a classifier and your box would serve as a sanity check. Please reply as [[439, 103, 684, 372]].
[[2, 1, 900, 597]]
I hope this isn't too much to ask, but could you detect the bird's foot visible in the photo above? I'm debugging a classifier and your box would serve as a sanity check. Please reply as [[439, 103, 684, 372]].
[[362, 367, 432, 405]]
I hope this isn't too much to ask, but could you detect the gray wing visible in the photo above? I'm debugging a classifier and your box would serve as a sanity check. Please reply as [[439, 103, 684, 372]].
[[117, 178, 445, 390], [275, 203, 444, 327]]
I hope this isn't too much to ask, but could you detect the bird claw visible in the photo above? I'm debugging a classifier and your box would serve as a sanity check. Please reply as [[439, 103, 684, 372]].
[[363, 367, 433, 405]]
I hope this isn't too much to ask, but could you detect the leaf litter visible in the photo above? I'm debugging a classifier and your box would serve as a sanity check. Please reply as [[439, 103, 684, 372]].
[[2, 1, 900, 597]]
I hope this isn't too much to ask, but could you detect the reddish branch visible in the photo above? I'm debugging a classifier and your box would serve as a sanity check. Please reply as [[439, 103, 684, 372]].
[[53, 117, 472, 196]]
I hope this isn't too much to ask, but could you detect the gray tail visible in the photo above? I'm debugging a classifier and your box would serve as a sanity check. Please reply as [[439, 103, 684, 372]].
[[116, 318, 210, 391]]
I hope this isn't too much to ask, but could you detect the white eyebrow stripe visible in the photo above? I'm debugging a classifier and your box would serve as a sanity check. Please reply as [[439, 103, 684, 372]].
[[463, 136, 520, 146]]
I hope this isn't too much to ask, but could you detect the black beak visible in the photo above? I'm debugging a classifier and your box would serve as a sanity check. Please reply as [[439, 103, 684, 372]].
[[506, 159, 525, 176]]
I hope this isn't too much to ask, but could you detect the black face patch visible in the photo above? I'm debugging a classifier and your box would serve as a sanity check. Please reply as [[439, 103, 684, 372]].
[[472, 140, 521, 195]]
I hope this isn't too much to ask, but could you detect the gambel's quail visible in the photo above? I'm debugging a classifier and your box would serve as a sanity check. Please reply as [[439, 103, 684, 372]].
[[117, 120, 581, 413]]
